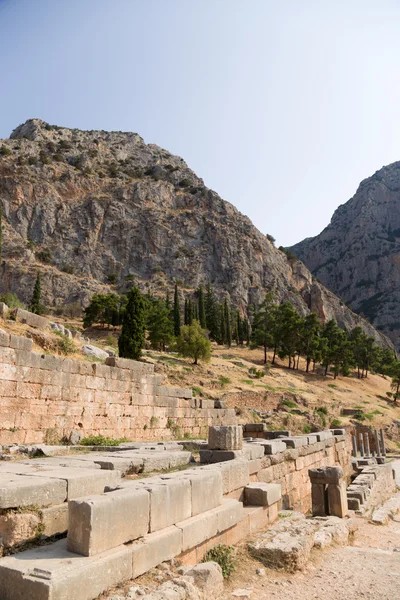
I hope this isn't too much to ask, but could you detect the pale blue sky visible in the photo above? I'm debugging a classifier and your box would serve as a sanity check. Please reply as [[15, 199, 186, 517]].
[[1, 0, 400, 246]]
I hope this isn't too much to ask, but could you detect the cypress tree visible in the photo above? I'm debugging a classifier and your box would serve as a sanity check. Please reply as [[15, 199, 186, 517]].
[[193, 303, 199, 322], [184, 298, 189, 326], [219, 304, 226, 345], [0, 206, 2, 262], [205, 283, 219, 341], [224, 298, 232, 347], [165, 292, 171, 312], [198, 286, 206, 329], [30, 272, 41, 314], [187, 298, 193, 325], [118, 287, 145, 360], [173, 283, 181, 337]]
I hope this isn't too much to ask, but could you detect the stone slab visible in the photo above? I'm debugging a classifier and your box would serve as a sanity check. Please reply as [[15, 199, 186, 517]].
[[254, 440, 287, 455], [40, 504, 69, 537], [208, 426, 243, 451], [0, 474, 67, 509], [176, 510, 218, 552], [0, 538, 132, 600], [68, 487, 150, 556], [131, 526, 182, 578], [244, 483, 281, 507], [210, 498, 244, 532], [184, 469, 223, 516]]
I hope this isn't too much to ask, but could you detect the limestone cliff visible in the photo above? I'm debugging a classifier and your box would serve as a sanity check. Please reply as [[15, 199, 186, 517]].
[[291, 161, 400, 349], [0, 119, 391, 347]]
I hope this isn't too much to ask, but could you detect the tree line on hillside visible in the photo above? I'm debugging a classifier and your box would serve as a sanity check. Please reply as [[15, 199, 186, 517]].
[[82, 284, 399, 384]]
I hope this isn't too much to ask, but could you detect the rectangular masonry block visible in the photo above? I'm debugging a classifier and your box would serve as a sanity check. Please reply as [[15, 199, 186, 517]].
[[244, 482, 281, 507], [131, 526, 182, 578], [14, 308, 50, 331], [105, 356, 154, 374], [280, 437, 307, 448], [176, 511, 218, 552], [256, 440, 287, 455], [40, 504, 69, 537], [9, 334, 33, 352], [0, 328, 10, 346], [136, 478, 192, 532], [68, 487, 150, 556], [185, 470, 223, 516], [208, 426, 243, 450], [0, 539, 133, 600], [26, 468, 122, 500], [213, 459, 250, 494], [244, 424, 265, 432], [0, 473, 67, 509], [243, 444, 265, 460], [210, 498, 244, 532]]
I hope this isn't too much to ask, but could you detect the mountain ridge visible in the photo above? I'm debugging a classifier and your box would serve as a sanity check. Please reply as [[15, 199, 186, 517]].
[[0, 118, 392, 349]]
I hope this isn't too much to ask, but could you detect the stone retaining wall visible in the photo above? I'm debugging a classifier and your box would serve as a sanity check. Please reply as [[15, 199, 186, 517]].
[[0, 331, 236, 445]]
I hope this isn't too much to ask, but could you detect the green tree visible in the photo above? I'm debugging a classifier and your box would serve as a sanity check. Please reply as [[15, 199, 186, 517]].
[[300, 313, 321, 372], [83, 293, 121, 328], [118, 287, 145, 360], [30, 272, 41, 315], [148, 299, 174, 351], [251, 293, 275, 363], [0, 206, 2, 262], [173, 283, 181, 337], [197, 286, 207, 329], [224, 298, 232, 347], [175, 320, 211, 364], [276, 302, 303, 369], [205, 283, 219, 341]]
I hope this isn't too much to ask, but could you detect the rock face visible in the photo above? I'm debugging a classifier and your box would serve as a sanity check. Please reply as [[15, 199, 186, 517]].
[[291, 161, 400, 349], [0, 119, 391, 348]]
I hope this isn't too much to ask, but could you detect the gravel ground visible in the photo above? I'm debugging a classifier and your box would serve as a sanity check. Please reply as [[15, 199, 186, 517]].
[[221, 514, 400, 600]]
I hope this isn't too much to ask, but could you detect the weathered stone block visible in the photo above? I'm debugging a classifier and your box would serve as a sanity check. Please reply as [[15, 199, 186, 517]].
[[186, 469, 223, 516], [137, 477, 191, 532], [9, 334, 33, 352], [208, 426, 243, 450], [40, 504, 69, 537], [210, 498, 244, 532], [22, 467, 121, 500], [67, 487, 150, 556], [0, 538, 133, 600], [257, 440, 287, 455], [244, 482, 281, 507], [131, 526, 182, 578], [0, 473, 67, 508], [14, 308, 49, 331], [176, 510, 218, 552], [0, 327, 10, 346], [308, 466, 343, 484]]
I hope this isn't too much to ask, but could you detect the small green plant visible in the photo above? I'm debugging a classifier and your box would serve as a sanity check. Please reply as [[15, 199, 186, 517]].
[[167, 418, 175, 429], [315, 406, 327, 427], [241, 379, 254, 385], [281, 399, 297, 409], [36, 247, 52, 264], [150, 416, 159, 428], [303, 424, 311, 434], [330, 418, 342, 427], [80, 435, 127, 446], [54, 332, 76, 355], [327, 383, 338, 389], [202, 545, 236, 579], [192, 386, 202, 397], [249, 367, 264, 379], [105, 333, 118, 348], [0, 145, 12, 156], [219, 376, 231, 388]]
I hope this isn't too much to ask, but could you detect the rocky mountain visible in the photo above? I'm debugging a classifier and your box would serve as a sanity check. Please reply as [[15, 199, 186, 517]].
[[0, 119, 392, 347], [291, 160, 400, 350]]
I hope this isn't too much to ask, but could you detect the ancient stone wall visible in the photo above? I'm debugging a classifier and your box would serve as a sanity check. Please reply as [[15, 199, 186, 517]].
[[0, 331, 236, 445]]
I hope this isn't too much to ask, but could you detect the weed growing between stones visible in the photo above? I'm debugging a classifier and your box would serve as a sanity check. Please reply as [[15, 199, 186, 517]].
[[80, 435, 128, 446], [202, 544, 236, 578]]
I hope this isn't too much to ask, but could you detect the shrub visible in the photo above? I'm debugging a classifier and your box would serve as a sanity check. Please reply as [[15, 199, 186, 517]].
[[36, 248, 52, 264], [0, 145, 12, 156], [330, 418, 342, 427], [266, 233, 275, 244], [281, 398, 297, 409], [0, 292, 26, 309], [219, 376, 231, 388], [202, 545, 236, 579], [80, 435, 127, 446], [54, 332, 76, 355], [249, 367, 264, 379], [61, 264, 75, 274]]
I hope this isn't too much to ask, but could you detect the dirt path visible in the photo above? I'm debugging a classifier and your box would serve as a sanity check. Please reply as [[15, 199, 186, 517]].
[[221, 513, 400, 600]]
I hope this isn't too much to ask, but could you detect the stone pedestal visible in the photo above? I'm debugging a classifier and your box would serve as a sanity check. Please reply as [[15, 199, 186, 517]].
[[308, 466, 348, 518], [208, 426, 243, 450]]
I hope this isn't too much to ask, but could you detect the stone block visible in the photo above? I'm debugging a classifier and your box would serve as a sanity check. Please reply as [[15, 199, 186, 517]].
[[244, 424, 265, 432], [200, 449, 244, 463], [0, 538, 133, 600], [185, 469, 223, 516], [40, 504, 69, 537], [137, 477, 191, 532], [280, 437, 307, 448], [264, 430, 291, 439], [185, 562, 223, 595], [14, 308, 50, 331], [347, 497, 361, 511], [105, 356, 154, 374], [9, 334, 33, 352], [0, 473, 67, 508], [308, 466, 343, 484], [256, 440, 287, 455], [311, 482, 327, 516], [93, 456, 144, 474], [131, 526, 182, 578], [22, 467, 121, 500], [244, 483, 281, 507], [208, 426, 243, 450], [67, 487, 150, 556], [0, 327, 10, 346], [313, 431, 333, 442], [214, 459, 250, 494], [210, 498, 244, 532], [0, 302, 9, 320], [328, 480, 348, 518], [243, 444, 264, 460], [176, 510, 218, 552]]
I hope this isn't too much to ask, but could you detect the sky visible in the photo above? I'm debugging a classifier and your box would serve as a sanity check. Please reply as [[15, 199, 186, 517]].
[[1, 0, 400, 247]]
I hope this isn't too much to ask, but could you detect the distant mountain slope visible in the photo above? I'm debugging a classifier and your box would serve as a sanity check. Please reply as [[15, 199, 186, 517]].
[[291, 160, 400, 349], [0, 119, 391, 348]]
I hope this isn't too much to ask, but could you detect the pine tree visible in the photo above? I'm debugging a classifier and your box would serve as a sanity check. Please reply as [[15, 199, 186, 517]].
[[173, 283, 181, 337], [198, 286, 206, 329], [251, 293, 275, 363], [30, 272, 41, 315], [118, 287, 145, 360], [184, 298, 189, 326], [219, 305, 226, 345], [224, 298, 232, 347]]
